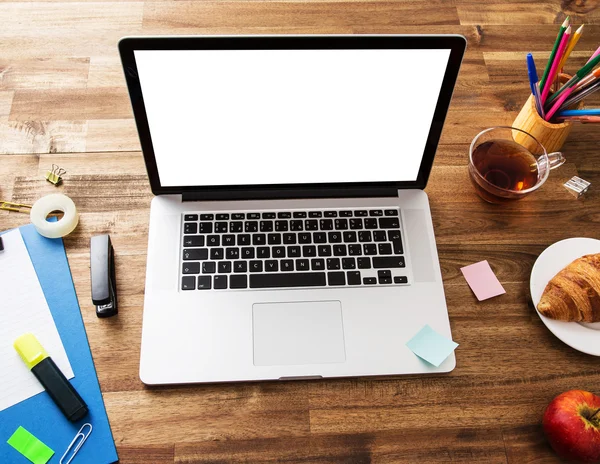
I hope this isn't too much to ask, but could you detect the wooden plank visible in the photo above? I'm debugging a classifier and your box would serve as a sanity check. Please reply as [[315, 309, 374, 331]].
[[9, 87, 132, 121], [0, 91, 13, 121], [0, 120, 87, 154], [0, 58, 89, 90], [105, 384, 310, 445], [142, 2, 460, 31], [86, 119, 140, 152], [87, 56, 126, 88], [174, 428, 508, 463], [502, 426, 562, 464]]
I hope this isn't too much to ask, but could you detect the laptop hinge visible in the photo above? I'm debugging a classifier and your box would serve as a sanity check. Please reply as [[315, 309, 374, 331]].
[[181, 187, 399, 202]]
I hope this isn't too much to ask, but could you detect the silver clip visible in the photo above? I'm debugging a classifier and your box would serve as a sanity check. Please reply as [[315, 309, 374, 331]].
[[564, 176, 591, 198], [59, 423, 92, 464]]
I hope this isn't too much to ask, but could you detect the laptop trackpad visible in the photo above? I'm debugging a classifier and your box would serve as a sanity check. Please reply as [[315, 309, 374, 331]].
[[252, 301, 346, 366]]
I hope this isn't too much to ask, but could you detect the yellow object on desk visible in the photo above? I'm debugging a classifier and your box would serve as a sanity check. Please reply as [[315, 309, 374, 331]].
[[0, 200, 32, 213]]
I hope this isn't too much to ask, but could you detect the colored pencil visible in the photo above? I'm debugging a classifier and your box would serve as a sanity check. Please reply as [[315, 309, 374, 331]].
[[557, 116, 600, 123], [526, 54, 545, 117], [558, 24, 584, 71], [545, 52, 600, 107], [557, 108, 600, 117], [539, 16, 570, 92], [573, 66, 600, 91], [541, 25, 571, 104], [564, 79, 600, 108], [545, 86, 574, 121], [586, 45, 600, 64]]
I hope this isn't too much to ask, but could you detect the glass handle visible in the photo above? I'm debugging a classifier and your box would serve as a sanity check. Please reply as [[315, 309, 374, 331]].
[[547, 152, 566, 170]]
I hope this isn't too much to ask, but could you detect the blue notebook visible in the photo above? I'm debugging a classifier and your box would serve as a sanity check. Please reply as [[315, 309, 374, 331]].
[[0, 225, 118, 464]]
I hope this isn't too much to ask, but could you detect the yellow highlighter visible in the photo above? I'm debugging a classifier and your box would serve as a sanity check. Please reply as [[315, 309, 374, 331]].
[[14, 333, 88, 422]]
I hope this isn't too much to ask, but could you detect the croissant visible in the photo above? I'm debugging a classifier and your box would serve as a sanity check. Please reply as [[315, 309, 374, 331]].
[[537, 253, 600, 322]]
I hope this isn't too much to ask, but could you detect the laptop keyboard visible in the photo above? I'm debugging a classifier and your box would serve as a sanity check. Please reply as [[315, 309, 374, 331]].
[[180, 208, 408, 291]]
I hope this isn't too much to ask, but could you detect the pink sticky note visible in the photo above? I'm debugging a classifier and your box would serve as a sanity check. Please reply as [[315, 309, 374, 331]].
[[460, 260, 506, 301]]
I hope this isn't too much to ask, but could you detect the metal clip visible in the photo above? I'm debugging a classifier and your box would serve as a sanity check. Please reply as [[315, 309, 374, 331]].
[[45, 164, 66, 186], [0, 201, 33, 213], [59, 423, 92, 464]]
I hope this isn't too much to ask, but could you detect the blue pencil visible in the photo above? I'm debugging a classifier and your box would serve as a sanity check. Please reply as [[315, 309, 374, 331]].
[[527, 53, 545, 118], [556, 109, 600, 117]]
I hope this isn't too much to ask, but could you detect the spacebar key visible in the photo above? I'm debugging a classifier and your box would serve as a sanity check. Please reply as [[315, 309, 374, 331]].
[[250, 272, 326, 288]]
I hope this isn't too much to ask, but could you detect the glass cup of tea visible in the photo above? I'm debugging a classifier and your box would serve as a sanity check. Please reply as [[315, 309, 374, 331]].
[[468, 126, 566, 203]]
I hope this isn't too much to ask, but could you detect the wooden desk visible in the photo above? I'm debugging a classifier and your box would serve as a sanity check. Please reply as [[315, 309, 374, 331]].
[[2, 2, 600, 462]]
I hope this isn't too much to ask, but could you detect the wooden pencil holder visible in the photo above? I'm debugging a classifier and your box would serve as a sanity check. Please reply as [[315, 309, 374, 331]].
[[512, 95, 574, 153], [512, 74, 582, 153]]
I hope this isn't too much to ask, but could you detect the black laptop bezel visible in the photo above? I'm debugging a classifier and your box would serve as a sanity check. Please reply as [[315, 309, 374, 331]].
[[119, 35, 466, 200]]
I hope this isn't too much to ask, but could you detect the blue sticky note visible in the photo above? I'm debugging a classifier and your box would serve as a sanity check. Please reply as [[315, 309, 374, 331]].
[[406, 325, 458, 367]]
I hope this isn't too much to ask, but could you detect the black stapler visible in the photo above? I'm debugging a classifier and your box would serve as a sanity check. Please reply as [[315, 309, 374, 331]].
[[90, 234, 118, 317]]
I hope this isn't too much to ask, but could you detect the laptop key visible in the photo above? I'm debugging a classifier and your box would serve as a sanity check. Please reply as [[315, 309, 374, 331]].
[[200, 214, 214, 220], [364, 244, 377, 255], [238, 234, 251, 245], [222, 235, 235, 246], [333, 245, 347, 256], [378, 270, 392, 284], [347, 271, 361, 285], [275, 220, 288, 232], [283, 233, 296, 244], [230, 275, 248, 289], [181, 276, 195, 290], [184, 223, 198, 234], [215, 222, 228, 233], [230, 221, 243, 233], [365, 218, 378, 229], [327, 258, 341, 270], [234, 261, 247, 273], [252, 234, 266, 245], [328, 272, 345, 286], [272, 246, 286, 258], [339, 210, 353, 217], [197, 276, 211, 290], [268, 233, 282, 245], [318, 245, 332, 257], [384, 209, 399, 216], [184, 214, 199, 221], [388, 230, 404, 254], [290, 220, 303, 231], [202, 262, 216, 274], [218, 261, 231, 273], [249, 272, 326, 288], [305, 220, 318, 231], [281, 260, 294, 272], [293, 211, 307, 218], [262, 212, 276, 219], [199, 222, 213, 233], [288, 246, 301, 257], [394, 276, 408, 284], [250, 260, 263, 272], [313, 232, 327, 243], [257, 246, 271, 258], [373, 231, 387, 242], [379, 217, 400, 229], [183, 248, 208, 261], [373, 256, 405, 268], [296, 259, 309, 271], [328, 232, 342, 243], [349, 219, 363, 230], [324, 211, 337, 217], [216, 214, 229, 220], [342, 258, 355, 270], [214, 275, 227, 289], [302, 245, 317, 257], [278, 212, 291, 219], [260, 221, 274, 232], [245, 221, 259, 232], [241, 247, 255, 259], [320, 219, 333, 230], [311, 258, 325, 270], [183, 235, 204, 247], [343, 231, 357, 243], [354, 210, 368, 217], [207, 235, 220, 246], [265, 260, 278, 272], [210, 248, 224, 260], [182, 262, 200, 274], [309, 211, 322, 218], [370, 210, 383, 216], [334, 219, 348, 230], [226, 247, 240, 259], [358, 231, 372, 242], [348, 244, 362, 256], [232, 213, 245, 220], [357, 257, 371, 269], [248, 213, 260, 219], [363, 277, 376, 285], [378, 243, 393, 255]]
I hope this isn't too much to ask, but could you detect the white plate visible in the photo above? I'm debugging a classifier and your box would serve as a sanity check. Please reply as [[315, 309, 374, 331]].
[[530, 237, 600, 356]]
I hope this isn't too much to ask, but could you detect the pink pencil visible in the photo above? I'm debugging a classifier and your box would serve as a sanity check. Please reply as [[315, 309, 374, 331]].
[[545, 86, 574, 121], [586, 45, 600, 64], [541, 26, 572, 104]]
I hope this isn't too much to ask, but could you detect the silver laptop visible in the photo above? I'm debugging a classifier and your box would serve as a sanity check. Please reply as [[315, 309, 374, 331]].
[[119, 35, 466, 384]]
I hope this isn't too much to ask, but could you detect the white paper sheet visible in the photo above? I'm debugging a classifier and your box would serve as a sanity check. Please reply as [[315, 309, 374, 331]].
[[0, 229, 74, 412]]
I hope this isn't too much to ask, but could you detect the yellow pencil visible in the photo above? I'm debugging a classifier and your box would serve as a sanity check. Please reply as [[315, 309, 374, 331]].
[[558, 24, 584, 71]]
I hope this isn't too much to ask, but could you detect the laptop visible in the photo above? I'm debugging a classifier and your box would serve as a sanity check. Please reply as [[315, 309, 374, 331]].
[[119, 35, 466, 384]]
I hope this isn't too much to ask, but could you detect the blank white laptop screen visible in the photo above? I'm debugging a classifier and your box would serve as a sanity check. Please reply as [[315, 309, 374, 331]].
[[134, 49, 452, 187]]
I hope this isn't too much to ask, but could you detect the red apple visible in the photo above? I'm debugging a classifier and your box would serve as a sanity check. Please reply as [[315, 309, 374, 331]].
[[543, 390, 600, 463]]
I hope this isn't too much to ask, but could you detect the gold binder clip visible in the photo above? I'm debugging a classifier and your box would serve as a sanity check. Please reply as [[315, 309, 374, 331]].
[[0, 201, 33, 213], [45, 164, 66, 186]]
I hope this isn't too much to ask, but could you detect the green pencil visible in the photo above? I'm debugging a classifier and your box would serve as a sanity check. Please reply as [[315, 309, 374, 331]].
[[539, 16, 570, 92], [545, 52, 600, 107]]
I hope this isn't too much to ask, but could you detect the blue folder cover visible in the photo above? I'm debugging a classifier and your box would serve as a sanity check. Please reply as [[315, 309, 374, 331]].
[[0, 224, 118, 463]]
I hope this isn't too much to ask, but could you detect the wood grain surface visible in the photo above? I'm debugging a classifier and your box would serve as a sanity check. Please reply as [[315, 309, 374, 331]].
[[2, 1, 600, 463]]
